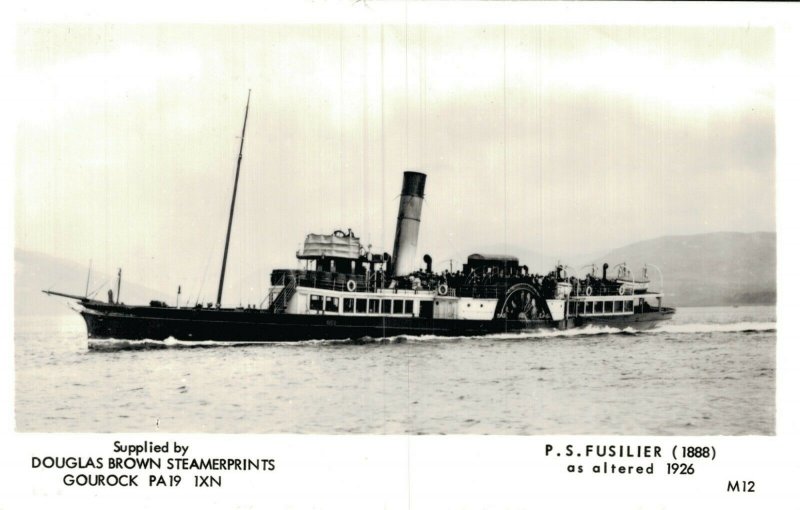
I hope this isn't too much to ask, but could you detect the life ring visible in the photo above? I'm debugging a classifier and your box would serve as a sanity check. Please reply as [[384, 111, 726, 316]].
[[585, 286, 593, 296], [437, 284, 449, 296], [346, 279, 357, 292], [618, 286, 625, 296]]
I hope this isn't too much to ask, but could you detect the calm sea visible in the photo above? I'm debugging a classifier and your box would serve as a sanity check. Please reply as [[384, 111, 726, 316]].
[[14, 306, 775, 435]]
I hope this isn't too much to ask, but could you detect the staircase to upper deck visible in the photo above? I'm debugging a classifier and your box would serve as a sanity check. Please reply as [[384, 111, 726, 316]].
[[268, 277, 296, 314]]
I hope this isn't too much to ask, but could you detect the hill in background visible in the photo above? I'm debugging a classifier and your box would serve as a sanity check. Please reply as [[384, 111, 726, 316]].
[[14, 231, 776, 316], [14, 249, 170, 317], [591, 232, 776, 307]]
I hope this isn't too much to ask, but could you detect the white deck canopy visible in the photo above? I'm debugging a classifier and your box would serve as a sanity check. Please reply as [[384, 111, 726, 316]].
[[298, 231, 362, 260]]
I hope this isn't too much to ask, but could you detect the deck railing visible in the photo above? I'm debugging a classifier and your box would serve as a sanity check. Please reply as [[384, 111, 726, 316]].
[[269, 269, 514, 299]]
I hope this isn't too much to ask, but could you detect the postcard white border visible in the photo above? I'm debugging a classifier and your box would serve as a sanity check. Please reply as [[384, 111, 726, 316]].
[[2, 2, 799, 508]]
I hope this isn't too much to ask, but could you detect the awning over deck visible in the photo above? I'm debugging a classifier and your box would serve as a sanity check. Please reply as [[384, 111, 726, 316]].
[[298, 231, 363, 260]]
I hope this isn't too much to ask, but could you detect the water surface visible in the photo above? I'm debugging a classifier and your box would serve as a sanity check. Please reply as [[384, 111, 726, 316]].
[[15, 306, 775, 434]]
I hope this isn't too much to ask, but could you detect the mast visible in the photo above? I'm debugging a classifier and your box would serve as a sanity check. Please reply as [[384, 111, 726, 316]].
[[216, 90, 251, 307]]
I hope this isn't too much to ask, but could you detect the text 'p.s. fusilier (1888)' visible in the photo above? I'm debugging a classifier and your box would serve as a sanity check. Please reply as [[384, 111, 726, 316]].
[[544, 442, 722, 479]]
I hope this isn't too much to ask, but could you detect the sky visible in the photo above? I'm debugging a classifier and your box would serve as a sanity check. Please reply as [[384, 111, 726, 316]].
[[15, 23, 775, 305]]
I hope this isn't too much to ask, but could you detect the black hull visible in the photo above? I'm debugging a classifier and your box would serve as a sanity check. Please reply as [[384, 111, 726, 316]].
[[571, 311, 676, 330], [79, 303, 675, 342]]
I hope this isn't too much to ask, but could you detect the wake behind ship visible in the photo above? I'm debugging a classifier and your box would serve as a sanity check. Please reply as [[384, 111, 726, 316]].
[[44, 94, 674, 342]]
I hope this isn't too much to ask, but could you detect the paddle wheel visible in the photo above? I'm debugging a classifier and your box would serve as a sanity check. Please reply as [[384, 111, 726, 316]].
[[496, 283, 548, 320]]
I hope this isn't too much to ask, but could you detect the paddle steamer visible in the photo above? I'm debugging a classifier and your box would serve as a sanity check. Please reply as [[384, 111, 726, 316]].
[[44, 94, 674, 342]]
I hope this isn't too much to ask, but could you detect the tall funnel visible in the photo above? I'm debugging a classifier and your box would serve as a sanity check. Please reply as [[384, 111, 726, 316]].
[[391, 171, 427, 277]]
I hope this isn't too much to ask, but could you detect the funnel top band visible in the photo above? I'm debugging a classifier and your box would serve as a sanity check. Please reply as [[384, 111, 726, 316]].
[[401, 171, 427, 198]]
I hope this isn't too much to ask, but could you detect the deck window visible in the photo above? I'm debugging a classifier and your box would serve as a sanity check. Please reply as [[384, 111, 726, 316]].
[[581, 302, 589, 315], [393, 299, 404, 314], [604, 301, 613, 313], [624, 300, 633, 312], [568, 301, 576, 315], [614, 300, 623, 313], [404, 300, 414, 314], [594, 301, 603, 314], [343, 298, 354, 313], [419, 300, 434, 319], [309, 295, 323, 311], [356, 298, 367, 313], [325, 296, 339, 313], [368, 299, 380, 314], [381, 300, 392, 314]]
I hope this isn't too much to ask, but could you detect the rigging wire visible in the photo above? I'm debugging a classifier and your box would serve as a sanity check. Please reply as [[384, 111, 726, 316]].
[[88, 279, 110, 299], [195, 170, 232, 306], [362, 23, 369, 242], [340, 25, 345, 227], [504, 26, 508, 267], [194, 242, 214, 306]]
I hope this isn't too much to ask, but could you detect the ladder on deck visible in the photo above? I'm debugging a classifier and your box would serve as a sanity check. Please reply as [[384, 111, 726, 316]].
[[268, 277, 296, 314]]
